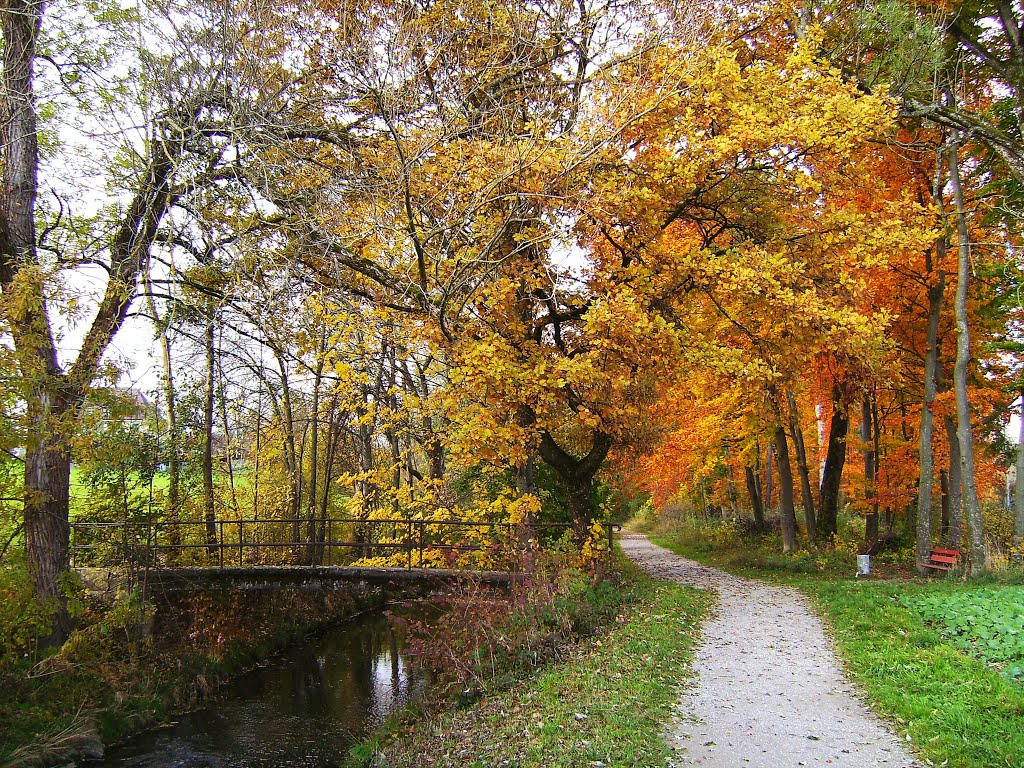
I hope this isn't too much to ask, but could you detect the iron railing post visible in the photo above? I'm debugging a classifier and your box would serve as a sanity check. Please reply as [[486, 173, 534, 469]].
[[418, 520, 425, 568]]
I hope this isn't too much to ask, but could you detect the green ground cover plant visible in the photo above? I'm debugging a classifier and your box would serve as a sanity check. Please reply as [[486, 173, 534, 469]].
[[371, 562, 710, 768], [902, 587, 1024, 682], [648, 521, 1024, 768]]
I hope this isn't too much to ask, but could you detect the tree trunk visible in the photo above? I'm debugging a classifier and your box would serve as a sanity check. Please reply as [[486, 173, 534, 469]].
[[305, 348, 324, 564], [916, 254, 945, 571], [723, 445, 739, 517], [24, 395, 73, 644], [862, 394, 879, 547], [275, 352, 302, 559], [774, 426, 799, 553], [535, 428, 611, 539], [817, 385, 849, 541], [1015, 393, 1024, 543], [202, 316, 217, 553], [787, 392, 816, 539], [948, 135, 986, 574], [144, 263, 181, 558], [940, 470, 950, 540], [944, 414, 963, 548], [0, 0, 200, 643], [763, 442, 774, 513], [744, 465, 766, 530]]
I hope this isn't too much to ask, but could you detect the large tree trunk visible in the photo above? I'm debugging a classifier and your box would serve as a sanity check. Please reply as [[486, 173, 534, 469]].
[[24, 394, 73, 643], [0, 0, 199, 643], [1, 0, 70, 644], [817, 386, 849, 541], [916, 251, 945, 572], [774, 426, 799, 553], [787, 392, 816, 539], [948, 135, 987, 574], [535, 427, 611, 539]]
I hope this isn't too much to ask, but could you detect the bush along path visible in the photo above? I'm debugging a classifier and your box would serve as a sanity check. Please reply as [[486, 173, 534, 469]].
[[619, 532, 920, 768]]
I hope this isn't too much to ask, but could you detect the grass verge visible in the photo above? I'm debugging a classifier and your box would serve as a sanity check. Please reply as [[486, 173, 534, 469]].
[[650, 528, 1024, 768], [371, 562, 710, 768]]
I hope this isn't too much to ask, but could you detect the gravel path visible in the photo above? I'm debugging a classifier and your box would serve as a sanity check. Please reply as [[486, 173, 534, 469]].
[[619, 532, 921, 768]]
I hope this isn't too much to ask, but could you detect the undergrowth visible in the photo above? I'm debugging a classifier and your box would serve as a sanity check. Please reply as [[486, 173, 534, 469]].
[[396, 548, 631, 700], [0, 586, 374, 765], [371, 559, 709, 768]]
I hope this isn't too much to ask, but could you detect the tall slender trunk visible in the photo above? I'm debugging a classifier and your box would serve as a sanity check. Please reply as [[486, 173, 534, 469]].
[[817, 385, 849, 541], [763, 442, 774, 513], [723, 444, 738, 517], [944, 414, 963, 548], [917, 249, 945, 571], [274, 352, 302, 559], [1015, 393, 1024, 543], [787, 392, 816, 539], [948, 135, 986, 574], [305, 348, 324, 564], [940, 470, 950, 540], [815, 403, 827, 484], [774, 426, 798, 553], [144, 265, 180, 557], [202, 315, 217, 552], [318, 401, 341, 564], [862, 394, 879, 547], [744, 466, 766, 530], [218, 337, 238, 518]]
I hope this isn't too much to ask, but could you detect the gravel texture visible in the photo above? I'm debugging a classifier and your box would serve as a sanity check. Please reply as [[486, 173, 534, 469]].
[[619, 532, 921, 768]]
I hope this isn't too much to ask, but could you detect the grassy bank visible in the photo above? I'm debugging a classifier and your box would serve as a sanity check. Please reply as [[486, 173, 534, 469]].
[[371, 561, 710, 768], [0, 588, 380, 767], [648, 522, 1024, 768]]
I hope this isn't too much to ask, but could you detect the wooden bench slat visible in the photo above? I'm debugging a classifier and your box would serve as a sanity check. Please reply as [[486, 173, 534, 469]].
[[919, 547, 961, 573]]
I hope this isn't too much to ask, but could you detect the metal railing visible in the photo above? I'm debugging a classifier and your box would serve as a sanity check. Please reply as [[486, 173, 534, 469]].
[[70, 517, 619, 572]]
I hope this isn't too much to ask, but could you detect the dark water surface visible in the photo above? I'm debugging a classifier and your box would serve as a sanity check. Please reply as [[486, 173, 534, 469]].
[[94, 610, 426, 768]]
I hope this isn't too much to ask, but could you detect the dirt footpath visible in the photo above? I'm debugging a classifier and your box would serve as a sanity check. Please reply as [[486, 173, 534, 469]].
[[619, 532, 920, 768]]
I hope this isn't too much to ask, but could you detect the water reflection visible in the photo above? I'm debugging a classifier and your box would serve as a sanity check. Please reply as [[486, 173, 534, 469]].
[[94, 610, 427, 768]]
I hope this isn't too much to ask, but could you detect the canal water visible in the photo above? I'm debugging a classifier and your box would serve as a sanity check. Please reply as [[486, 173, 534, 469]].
[[93, 609, 427, 768]]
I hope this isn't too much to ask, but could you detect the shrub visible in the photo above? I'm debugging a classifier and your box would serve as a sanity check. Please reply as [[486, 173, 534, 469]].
[[395, 550, 626, 698], [0, 558, 53, 672]]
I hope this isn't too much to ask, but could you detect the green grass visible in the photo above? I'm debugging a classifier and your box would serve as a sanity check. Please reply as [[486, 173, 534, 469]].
[[373, 565, 711, 768], [649, 523, 1024, 768], [808, 581, 1024, 768], [902, 588, 1024, 677]]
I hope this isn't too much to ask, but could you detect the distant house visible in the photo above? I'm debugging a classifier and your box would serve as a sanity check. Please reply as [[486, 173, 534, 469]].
[[85, 386, 157, 429]]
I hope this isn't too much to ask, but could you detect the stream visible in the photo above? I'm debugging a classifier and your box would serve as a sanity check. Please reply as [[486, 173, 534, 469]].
[[92, 609, 428, 768]]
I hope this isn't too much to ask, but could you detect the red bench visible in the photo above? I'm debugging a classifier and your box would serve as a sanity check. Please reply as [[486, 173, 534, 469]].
[[919, 547, 961, 572]]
